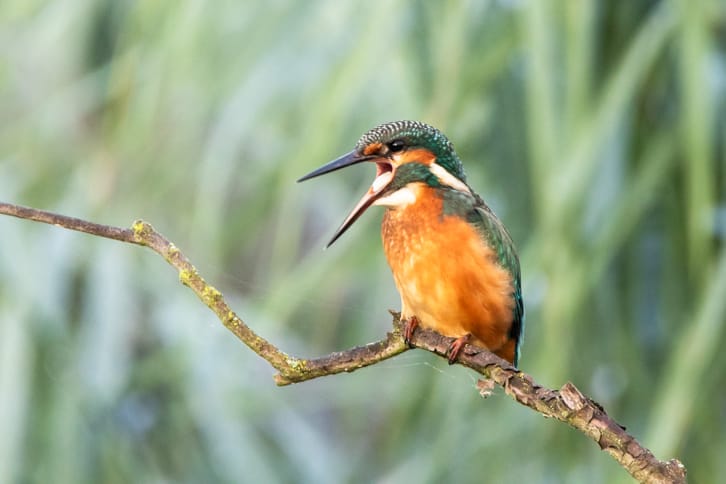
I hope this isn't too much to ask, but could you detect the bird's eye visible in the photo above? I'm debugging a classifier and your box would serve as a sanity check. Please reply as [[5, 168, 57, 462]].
[[388, 139, 405, 152]]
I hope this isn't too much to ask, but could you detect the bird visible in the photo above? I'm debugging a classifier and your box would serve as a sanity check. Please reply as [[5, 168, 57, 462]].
[[298, 120, 523, 366]]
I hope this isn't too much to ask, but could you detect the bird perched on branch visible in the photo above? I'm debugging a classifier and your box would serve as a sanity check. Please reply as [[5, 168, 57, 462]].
[[298, 121, 523, 365]]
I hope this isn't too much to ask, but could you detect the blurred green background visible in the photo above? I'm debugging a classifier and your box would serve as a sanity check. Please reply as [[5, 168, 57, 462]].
[[1, 0, 725, 482]]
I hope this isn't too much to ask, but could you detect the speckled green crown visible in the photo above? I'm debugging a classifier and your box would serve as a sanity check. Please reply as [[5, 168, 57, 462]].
[[356, 120, 467, 181]]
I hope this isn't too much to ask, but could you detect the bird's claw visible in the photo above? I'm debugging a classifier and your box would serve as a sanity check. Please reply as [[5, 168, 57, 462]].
[[446, 334, 471, 365], [402, 316, 419, 347]]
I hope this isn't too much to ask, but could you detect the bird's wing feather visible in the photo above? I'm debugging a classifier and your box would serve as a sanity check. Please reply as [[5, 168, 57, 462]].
[[439, 188, 525, 365], [467, 197, 524, 365]]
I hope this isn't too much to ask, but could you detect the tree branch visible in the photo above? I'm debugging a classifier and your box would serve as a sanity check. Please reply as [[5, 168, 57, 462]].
[[0, 201, 686, 484]]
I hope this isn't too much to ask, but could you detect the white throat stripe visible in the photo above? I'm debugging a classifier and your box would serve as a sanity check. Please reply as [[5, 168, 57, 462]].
[[429, 162, 471, 194], [373, 186, 417, 207]]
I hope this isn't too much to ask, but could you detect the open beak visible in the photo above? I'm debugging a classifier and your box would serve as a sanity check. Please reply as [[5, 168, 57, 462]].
[[298, 150, 395, 247]]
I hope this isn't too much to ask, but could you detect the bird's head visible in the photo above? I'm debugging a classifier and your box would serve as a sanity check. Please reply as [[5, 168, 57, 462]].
[[298, 120, 470, 247]]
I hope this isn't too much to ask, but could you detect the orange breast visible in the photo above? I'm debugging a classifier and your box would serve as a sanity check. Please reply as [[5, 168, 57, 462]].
[[381, 184, 516, 361]]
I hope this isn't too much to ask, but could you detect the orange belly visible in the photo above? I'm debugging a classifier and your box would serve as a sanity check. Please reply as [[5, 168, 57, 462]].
[[381, 185, 516, 362]]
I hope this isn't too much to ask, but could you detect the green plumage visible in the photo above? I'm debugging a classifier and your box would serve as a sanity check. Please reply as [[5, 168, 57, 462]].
[[386, 163, 442, 191]]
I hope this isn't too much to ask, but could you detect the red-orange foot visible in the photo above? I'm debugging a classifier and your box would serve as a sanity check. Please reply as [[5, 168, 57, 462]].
[[402, 316, 419, 347], [446, 334, 471, 365]]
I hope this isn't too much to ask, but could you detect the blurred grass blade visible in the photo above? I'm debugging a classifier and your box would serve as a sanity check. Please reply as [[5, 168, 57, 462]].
[[646, 247, 726, 456]]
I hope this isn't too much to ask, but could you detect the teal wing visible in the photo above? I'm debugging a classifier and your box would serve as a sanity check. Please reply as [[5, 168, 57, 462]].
[[440, 189, 525, 365], [467, 196, 524, 366]]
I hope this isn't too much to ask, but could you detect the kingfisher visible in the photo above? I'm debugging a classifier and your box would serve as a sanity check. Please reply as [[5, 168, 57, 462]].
[[298, 121, 523, 366]]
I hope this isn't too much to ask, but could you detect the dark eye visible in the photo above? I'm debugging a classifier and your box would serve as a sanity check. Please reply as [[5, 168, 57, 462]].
[[388, 139, 405, 152]]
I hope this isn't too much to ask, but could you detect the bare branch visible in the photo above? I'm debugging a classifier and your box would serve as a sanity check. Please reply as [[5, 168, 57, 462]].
[[0, 201, 687, 484]]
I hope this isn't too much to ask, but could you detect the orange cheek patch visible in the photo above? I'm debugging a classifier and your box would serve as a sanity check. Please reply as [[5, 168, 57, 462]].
[[363, 143, 383, 156], [394, 148, 437, 166]]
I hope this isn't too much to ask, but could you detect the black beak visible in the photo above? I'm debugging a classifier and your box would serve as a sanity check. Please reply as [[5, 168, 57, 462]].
[[297, 150, 373, 182], [298, 150, 393, 248]]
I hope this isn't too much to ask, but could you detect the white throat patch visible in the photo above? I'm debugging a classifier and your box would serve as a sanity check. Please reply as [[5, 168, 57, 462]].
[[373, 186, 417, 208]]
